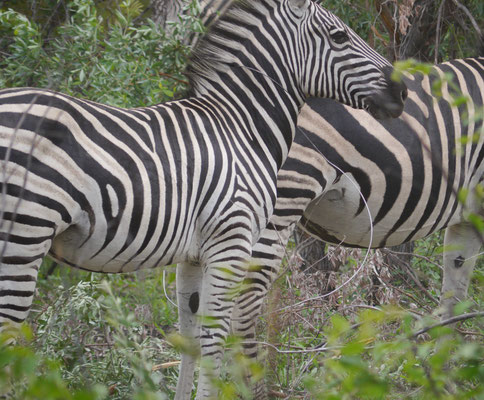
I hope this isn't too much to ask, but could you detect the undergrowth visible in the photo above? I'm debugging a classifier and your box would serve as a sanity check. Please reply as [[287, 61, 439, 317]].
[[1, 236, 482, 399], [259, 233, 483, 398]]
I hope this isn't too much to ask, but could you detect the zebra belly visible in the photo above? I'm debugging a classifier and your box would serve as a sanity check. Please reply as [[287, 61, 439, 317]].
[[300, 174, 466, 248], [49, 197, 203, 273]]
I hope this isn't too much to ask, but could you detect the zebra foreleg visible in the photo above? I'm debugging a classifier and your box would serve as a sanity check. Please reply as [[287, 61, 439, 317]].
[[440, 222, 482, 319], [231, 268, 273, 400], [175, 262, 203, 400]]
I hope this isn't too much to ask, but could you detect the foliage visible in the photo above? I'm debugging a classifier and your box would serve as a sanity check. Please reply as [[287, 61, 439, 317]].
[[0, 0, 482, 399], [261, 236, 483, 398], [304, 308, 484, 399], [0, 327, 107, 400], [0, 0, 204, 106], [320, 0, 483, 62], [2, 272, 181, 399]]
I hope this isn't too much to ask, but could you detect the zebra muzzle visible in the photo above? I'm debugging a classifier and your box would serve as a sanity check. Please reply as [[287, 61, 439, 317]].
[[365, 66, 407, 119]]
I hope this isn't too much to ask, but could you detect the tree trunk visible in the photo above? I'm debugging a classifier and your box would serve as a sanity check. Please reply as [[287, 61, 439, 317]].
[[150, 0, 184, 31]]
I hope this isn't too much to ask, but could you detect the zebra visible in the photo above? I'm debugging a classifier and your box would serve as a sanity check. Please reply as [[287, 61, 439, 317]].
[[0, 0, 406, 398], [231, 56, 483, 398]]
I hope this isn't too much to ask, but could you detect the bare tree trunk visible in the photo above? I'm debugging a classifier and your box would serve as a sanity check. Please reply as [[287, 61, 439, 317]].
[[151, 0, 184, 31]]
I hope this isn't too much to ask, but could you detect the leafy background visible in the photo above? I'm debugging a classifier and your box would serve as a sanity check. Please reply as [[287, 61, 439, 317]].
[[0, 0, 482, 398]]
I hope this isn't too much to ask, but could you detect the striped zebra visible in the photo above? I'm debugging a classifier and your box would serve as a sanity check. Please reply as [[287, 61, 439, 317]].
[[0, 0, 406, 398], [232, 56, 483, 397]]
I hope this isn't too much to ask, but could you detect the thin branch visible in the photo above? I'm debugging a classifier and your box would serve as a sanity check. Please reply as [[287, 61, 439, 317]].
[[386, 249, 444, 271], [455, 328, 484, 338], [450, 0, 482, 38], [241, 340, 338, 354], [382, 249, 440, 305], [158, 72, 189, 86], [435, 0, 446, 64], [412, 311, 484, 338]]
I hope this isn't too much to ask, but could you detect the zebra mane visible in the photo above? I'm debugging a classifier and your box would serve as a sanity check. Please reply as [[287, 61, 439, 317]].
[[186, 0, 274, 94]]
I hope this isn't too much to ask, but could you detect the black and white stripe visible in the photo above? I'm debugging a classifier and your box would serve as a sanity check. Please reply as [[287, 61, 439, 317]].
[[232, 57, 483, 397], [0, 1, 406, 398]]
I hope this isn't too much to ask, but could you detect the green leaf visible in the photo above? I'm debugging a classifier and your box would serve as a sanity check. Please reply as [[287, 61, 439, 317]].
[[467, 213, 484, 232]]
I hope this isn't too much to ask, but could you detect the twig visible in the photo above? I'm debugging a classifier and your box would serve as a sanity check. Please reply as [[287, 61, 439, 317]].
[[152, 361, 181, 371], [337, 303, 424, 318], [286, 354, 318, 399], [242, 340, 338, 354], [435, 0, 446, 64], [267, 390, 287, 399], [389, 250, 444, 271], [273, 259, 366, 314], [455, 328, 484, 338], [158, 72, 189, 85], [450, 0, 482, 39], [382, 249, 439, 305], [384, 281, 432, 311], [412, 311, 484, 338]]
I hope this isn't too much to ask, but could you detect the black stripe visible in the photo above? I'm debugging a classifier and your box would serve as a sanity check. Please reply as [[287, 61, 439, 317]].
[[0, 303, 31, 312], [0, 312, 25, 323], [0, 232, 53, 246], [1, 254, 44, 265], [0, 275, 37, 282], [0, 289, 35, 297], [0, 182, 72, 225]]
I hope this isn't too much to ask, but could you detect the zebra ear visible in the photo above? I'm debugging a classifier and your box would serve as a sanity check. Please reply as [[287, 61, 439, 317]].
[[288, 0, 310, 16]]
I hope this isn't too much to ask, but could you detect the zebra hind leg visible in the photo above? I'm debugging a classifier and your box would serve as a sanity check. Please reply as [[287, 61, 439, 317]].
[[230, 227, 292, 399], [0, 237, 47, 344], [231, 268, 270, 400], [440, 222, 482, 320], [175, 262, 203, 400], [194, 254, 253, 399]]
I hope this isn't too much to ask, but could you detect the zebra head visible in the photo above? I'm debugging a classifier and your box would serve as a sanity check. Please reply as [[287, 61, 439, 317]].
[[188, 0, 406, 120], [292, 0, 407, 119]]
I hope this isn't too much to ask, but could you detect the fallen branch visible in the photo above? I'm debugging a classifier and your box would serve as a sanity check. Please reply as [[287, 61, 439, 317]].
[[151, 360, 181, 371]]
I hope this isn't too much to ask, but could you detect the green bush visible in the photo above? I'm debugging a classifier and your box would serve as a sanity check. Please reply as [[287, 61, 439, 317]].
[[0, 0, 200, 397], [303, 308, 484, 399], [0, 0, 204, 106]]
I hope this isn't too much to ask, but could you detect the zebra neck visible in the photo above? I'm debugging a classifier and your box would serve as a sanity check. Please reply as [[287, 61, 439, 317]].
[[185, 0, 306, 167], [196, 66, 301, 169]]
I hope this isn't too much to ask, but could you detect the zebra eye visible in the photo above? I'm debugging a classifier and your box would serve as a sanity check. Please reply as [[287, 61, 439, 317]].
[[330, 30, 349, 44]]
